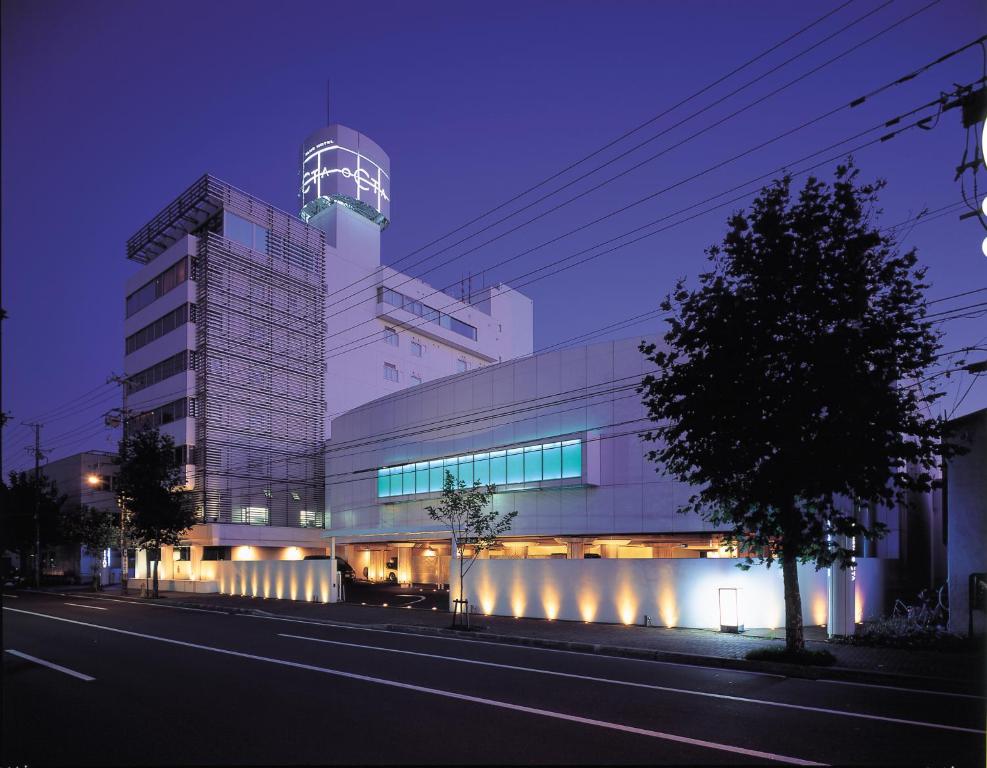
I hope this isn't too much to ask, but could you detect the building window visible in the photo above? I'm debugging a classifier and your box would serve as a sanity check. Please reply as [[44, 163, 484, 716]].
[[376, 286, 477, 341], [127, 397, 191, 434], [125, 303, 192, 355], [384, 363, 399, 382], [126, 351, 191, 395], [202, 546, 230, 561], [125, 258, 188, 318], [377, 438, 583, 497], [411, 375, 422, 386], [410, 341, 423, 357], [224, 211, 269, 254], [384, 327, 399, 347], [457, 359, 468, 373], [299, 510, 318, 528], [235, 507, 270, 526]]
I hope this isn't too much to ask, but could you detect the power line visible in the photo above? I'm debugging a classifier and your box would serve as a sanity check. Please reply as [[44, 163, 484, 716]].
[[321, 2, 951, 324], [318, 101, 954, 363], [319, 0, 865, 306]]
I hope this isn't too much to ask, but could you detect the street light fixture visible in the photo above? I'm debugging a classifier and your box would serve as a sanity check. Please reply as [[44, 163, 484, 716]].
[[86, 473, 101, 488]]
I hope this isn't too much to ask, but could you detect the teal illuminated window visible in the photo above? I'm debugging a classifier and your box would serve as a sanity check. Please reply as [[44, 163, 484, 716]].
[[429, 460, 443, 492], [506, 448, 524, 484], [458, 457, 474, 486], [562, 440, 582, 479], [474, 453, 489, 485], [542, 442, 561, 480], [524, 445, 542, 482], [377, 438, 583, 497], [489, 450, 506, 485], [444, 457, 458, 485]]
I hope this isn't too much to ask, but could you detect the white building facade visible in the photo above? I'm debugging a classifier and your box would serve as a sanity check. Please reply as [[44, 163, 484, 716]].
[[319, 337, 899, 630], [123, 122, 531, 589]]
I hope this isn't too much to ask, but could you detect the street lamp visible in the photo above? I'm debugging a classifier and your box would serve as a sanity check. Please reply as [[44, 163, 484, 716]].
[[86, 473, 101, 488]]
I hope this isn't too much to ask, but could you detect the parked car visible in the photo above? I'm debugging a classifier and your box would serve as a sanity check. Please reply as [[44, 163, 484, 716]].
[[303, 555, 356, 581]]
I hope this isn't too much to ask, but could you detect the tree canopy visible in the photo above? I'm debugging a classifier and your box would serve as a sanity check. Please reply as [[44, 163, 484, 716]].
[[1, 471, 66, 581], [639, 163, 955, 649]]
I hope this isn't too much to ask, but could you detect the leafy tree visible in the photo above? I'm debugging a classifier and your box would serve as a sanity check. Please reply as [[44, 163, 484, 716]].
[[425, 471, 516, 626], [639, 163, 955, 651], [62, 504, 118, 589], [115, 428, 195, 598], [1, 471, 66, 584]]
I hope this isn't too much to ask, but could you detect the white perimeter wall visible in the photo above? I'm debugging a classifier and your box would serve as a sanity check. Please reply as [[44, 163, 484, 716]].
[[457, 557, 892, 628], [214, 560, 336, 603]]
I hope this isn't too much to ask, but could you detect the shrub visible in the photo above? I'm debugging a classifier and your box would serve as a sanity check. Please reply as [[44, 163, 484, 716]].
[[834, 617, 970, 651]]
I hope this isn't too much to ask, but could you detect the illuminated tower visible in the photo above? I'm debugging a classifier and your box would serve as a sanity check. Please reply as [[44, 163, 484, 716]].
[[299, 124, 391, 231]]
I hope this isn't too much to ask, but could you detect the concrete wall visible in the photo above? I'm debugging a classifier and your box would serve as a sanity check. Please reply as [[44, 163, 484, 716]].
[[214, 559, 336, 603], [946, 408, 987, 636], [456, 557, 892, 629]]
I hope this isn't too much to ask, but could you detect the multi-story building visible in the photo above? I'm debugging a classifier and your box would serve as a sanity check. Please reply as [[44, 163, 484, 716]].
[[37, 450, 122, 583], [123, 122, 532, 588]]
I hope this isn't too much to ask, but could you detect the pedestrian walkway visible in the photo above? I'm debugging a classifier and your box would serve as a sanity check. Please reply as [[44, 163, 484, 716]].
[[40, 585, 983, 687]]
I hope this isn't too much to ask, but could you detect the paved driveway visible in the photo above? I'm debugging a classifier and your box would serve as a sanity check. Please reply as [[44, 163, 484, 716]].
[[344, 581, 450, 611]]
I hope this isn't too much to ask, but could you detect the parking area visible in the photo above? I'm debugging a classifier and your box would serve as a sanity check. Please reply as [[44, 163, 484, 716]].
[[343, 581, 449, 611]]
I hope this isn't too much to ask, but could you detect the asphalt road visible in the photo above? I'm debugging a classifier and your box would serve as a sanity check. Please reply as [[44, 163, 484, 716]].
[[2, 591, 984, 766]]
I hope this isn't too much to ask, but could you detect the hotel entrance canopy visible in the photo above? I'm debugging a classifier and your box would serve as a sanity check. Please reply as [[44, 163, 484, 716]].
[[322, 524, 452, 545]]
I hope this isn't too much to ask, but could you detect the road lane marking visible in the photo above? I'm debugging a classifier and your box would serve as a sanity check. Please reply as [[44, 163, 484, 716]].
[[65, 603, 107, 611], [5, 649, 94, 682], [237, 614, 790, 679], [3, 594, 18, 598], [2, 607, 821, 766], [25, 591, 229, 615], [816, 678, 984, 701], [278, 633, 985, 736], [23, 591, 978, 700]]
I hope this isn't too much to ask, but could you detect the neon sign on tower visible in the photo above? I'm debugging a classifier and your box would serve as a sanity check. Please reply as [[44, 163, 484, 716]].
[[299, 124, 391, 229]]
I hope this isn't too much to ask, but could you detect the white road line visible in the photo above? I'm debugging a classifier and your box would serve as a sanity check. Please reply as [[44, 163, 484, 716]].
[[65, 603, 108, 611], [3, 594, 18, 598], [5, 649, 95, 682], [31, 591, 229, 615], [2, 607, 820, 766], [816, 678, 985, 701], [237, 613, 789, 679], [278, 633, 985, 736]]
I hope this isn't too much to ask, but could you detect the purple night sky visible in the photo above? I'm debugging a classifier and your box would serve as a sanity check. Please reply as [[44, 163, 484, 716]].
[[2, 0, 985, 474]]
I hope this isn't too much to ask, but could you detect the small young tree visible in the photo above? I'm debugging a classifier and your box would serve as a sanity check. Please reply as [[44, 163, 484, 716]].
[[62, 505, 117, 589], [639, 163, 956, 652], [425, 471, 516, 626], [115, 428, 196, 598]]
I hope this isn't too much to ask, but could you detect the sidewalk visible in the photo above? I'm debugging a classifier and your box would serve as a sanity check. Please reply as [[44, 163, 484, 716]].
[[36, 586, 985, 691]]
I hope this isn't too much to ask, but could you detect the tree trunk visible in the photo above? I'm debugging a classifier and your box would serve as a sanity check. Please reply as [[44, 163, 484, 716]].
[[152, 555, 159, 599], [782, 554, 804, 651]]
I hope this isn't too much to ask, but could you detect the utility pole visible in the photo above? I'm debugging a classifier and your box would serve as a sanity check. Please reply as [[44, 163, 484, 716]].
[[108, 373, 131, 594], [23, 422, 44, 587]]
